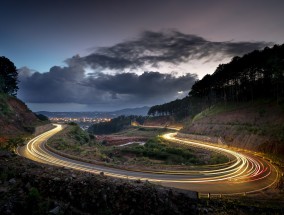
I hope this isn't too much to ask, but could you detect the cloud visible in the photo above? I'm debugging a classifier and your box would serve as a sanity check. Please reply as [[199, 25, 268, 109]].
[[84, 71, 197, 98], [79, 30, 272, 70], [17, 30, 272, 110], [18, 66, 197, 109]]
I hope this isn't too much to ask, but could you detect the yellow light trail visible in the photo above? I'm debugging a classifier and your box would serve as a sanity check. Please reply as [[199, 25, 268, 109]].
[[17, 124, 279, 195]]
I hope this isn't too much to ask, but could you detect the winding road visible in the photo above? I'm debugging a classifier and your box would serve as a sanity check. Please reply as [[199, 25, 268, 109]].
[[17, 124, 279, 195]]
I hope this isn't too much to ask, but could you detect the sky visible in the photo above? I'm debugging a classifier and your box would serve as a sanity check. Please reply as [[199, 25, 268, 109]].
[[1, 0, 284, 112]]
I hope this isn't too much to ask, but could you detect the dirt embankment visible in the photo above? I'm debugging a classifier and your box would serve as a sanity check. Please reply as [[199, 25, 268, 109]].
[[34, 124, 55, 136], [144, 116, 183, 128], [182, 102, 284, 158], [0, 94, 41, 137]]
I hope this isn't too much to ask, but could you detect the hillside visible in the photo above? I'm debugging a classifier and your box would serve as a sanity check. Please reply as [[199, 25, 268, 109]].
[[0, 93, 42, 137], [148, 44, 284, 118], [147, 44, 284, 160], [181, 101, 284, 159]]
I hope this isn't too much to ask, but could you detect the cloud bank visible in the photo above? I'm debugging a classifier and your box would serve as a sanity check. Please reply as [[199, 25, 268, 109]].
[[18, 30, 271, 110], [78, 30, 271, 70], [18, 66, 196, 109]]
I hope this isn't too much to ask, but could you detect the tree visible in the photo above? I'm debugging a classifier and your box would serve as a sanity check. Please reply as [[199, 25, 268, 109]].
[[0, 56, 18, 96]]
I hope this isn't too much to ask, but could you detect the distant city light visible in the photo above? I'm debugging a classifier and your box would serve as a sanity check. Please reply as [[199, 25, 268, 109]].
[[50, 117, 111, 123]]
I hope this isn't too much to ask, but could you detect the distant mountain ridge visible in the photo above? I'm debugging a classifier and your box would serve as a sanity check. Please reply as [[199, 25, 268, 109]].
[[37, 106, 150, 118]]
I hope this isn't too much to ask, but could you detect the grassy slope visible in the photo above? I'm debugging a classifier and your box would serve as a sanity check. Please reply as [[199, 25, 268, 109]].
[[47, 124, 104, 160], [0, 93, 43, 137], [182, 100, 284, 159]]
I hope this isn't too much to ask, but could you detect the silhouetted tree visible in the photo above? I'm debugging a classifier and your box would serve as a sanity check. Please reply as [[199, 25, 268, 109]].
[[189, 44, 284, 103], [148, 43, 284, 118], [0, 56, 18, 96]]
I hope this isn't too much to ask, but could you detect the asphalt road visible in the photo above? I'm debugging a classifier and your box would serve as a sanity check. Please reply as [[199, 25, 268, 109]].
[[17, 124, 279, 195]]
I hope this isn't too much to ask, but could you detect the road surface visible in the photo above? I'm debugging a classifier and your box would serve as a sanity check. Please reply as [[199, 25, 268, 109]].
[[17, 124, 279, 195]]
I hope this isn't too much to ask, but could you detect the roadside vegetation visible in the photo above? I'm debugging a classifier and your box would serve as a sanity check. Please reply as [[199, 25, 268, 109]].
[[48, 125, 229, 169], [0, 93, 12, 116], [48, 123, 105, 160], [0, 137, 24, 152], [103, 136, 228, 166]]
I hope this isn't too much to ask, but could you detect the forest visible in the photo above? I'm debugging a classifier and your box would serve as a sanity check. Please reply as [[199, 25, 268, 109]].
[[148, 44, 284, 117]]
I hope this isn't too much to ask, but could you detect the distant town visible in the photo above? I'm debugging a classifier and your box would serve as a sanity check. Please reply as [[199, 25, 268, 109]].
[[49, 117, 112, 130], [49, 117, 111, 124], [37, 106, 149, 130]]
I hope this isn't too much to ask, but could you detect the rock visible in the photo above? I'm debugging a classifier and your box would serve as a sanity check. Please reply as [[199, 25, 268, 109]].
[[27, 162, 38, 168], [49, 206, 60, 214], [81, 202, 86, 209], [100, 172, 104, 176], [25, 182, 31, 190], [8, 178, 16, 184], [103, 194, 107, 201], [0, 186, 8, 193], [0, 151, 12, 158], [53, 177, 60, 181], [202, 208, 208, 214]]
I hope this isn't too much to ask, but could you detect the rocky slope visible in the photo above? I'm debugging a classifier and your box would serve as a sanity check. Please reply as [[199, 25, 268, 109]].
[[181, 101, 284, 158]]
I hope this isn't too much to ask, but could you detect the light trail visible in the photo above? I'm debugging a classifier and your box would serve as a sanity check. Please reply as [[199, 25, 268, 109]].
[[17, 124, 279, 195]]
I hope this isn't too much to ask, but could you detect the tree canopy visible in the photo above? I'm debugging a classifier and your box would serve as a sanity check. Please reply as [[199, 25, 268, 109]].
[[88, 115, 146, 135], [0, 56, 18, 96], [148, 44, 284, 117], [190, 44, 284, 103]]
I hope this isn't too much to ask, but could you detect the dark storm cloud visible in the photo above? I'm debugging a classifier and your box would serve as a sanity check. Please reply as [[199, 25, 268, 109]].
[[80, 30, 272, 70], [83, 71, 196, 98], [17, 63, 93, 103], [18, 67, 196, 105], [17, 30, 271, 109]]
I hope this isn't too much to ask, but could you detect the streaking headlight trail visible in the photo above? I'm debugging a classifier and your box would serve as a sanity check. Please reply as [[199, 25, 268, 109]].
[[17, 124, 279, 195]]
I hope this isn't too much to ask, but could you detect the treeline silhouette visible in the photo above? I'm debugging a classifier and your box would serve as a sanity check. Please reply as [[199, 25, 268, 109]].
[[0, 56, 18, 96], [148, 44, 284, 117]]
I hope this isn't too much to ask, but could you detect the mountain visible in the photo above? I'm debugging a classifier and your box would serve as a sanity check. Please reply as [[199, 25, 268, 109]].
[[111, 106, 149, 116], [37, 106, 150, 118]]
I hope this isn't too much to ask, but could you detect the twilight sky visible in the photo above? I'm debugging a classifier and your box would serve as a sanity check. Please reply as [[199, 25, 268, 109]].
[[1, 0, 283, 111]]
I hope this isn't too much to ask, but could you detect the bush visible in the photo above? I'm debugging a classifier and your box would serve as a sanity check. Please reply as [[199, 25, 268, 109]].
[[70, 125, 90, 145], [121, 137, 197, 165]]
